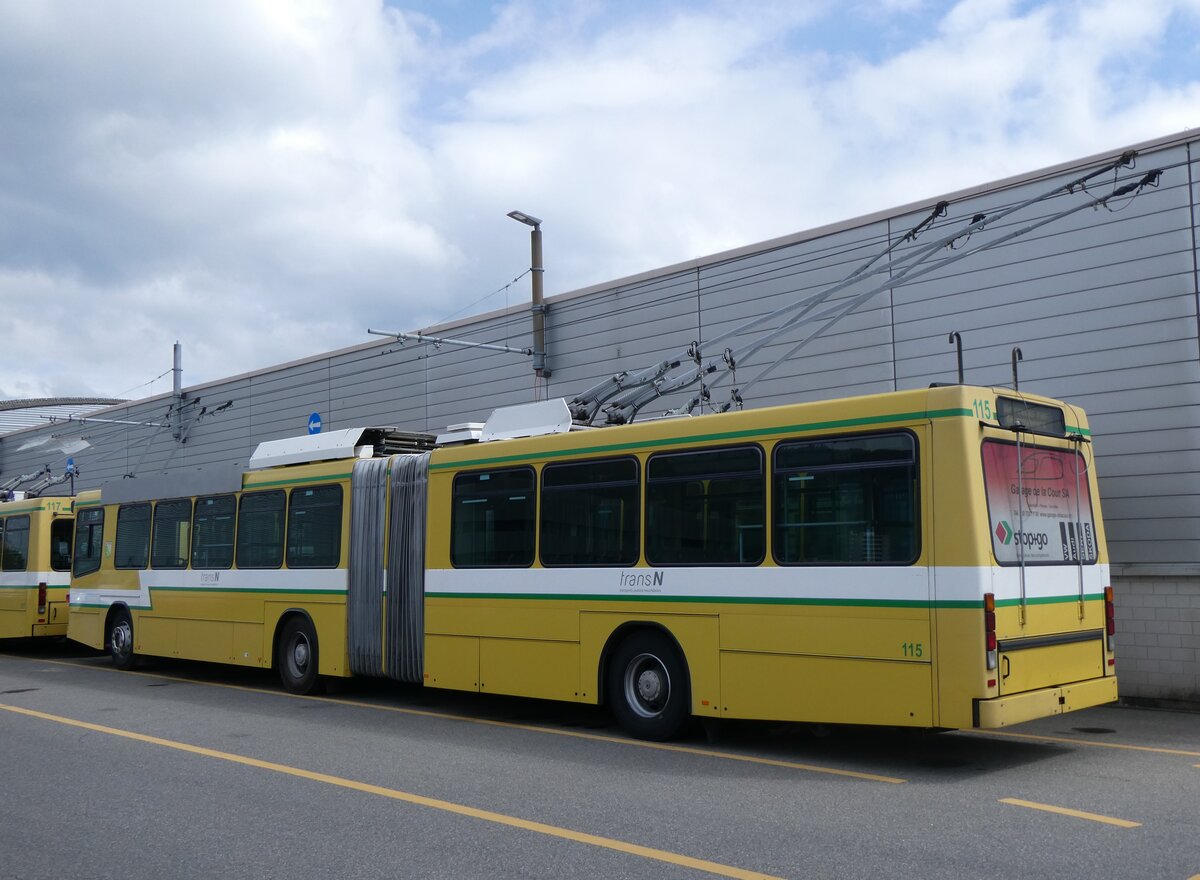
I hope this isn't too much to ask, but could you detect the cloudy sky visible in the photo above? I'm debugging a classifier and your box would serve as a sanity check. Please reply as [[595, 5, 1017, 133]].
[[2, 0, 1198, 402]]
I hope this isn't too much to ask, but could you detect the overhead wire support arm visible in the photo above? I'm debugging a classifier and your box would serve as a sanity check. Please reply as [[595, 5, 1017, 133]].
[[367, 328, 534, 358], [43, 414, 167, 429]]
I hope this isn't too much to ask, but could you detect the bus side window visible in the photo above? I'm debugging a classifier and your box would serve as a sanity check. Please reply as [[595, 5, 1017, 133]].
[[451, 468, 536, 568], [50, 519, 73, 572], [773, 432, 918, 565], [540, 458, 639, 567], [114, 503, 151, 569], [192, 494, 236, 569], [236, 491, 285, 569], [73, 508, 105, 577], [152, 499, 192, 569], [2, 515, 30, 572], [646, 446, 764, 566], [286, 485, 342, 568]]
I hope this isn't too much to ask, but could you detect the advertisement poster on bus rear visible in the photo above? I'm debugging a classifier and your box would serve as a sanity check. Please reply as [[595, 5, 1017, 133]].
[[982, 441, 1096, 565]]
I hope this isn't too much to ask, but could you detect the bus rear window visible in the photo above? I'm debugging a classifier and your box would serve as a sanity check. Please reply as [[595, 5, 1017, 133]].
[[996, 397, 1066, 436], [2, 515, 30, 571], [982, 440, 1096, 566]]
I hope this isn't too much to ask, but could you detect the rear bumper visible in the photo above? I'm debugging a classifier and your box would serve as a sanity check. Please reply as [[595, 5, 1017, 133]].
[[974, 675, 1118, 728], [31, 623, 67, 638]]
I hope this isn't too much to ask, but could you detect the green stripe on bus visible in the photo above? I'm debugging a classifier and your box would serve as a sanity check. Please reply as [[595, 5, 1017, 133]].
[[429, 408, 975, 470], [242, 473, 353, 489]]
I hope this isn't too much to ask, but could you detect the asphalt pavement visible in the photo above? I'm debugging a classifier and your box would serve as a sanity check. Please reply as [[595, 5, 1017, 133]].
[[1, 640, 1197, 880]]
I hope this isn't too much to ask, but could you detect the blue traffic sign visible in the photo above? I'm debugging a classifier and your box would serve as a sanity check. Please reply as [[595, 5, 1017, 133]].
[[308, 412, 322, 435], [66, 458, 76, 475]]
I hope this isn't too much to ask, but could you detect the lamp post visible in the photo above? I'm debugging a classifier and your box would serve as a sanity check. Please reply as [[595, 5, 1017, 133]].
[[507, 210, 548, 379]]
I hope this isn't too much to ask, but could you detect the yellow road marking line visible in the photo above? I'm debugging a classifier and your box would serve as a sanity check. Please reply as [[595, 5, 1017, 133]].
[[11, 656, 905, 784], [963, 728, 1200, 758], [999, 798, 1141, 828], [0, 702, 782, 880]]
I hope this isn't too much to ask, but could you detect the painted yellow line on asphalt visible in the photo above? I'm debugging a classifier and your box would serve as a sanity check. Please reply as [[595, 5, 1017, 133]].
[[0, 702, 784, 880], [999, 798, 1141, 828], [15, 656, 905, 784], [964, 728, 1200, 758]]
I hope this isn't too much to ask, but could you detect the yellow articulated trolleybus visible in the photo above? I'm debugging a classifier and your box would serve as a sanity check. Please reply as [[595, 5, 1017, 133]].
[[0, 495, 74, 639], [67, 384, 1117, 739]]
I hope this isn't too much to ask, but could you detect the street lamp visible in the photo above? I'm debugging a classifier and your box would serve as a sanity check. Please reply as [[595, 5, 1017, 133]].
[[507, 210, 548, 378]]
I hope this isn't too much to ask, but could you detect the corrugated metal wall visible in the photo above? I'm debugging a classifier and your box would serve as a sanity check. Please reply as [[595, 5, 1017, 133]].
[[4, 132, 1198, 570]]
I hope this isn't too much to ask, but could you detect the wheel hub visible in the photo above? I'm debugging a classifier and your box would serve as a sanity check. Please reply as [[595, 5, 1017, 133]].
[[292, 639, 309, 670], [624, 652, 670, 718], [112, 622, 131, 654], [637, 669, 663, 703]]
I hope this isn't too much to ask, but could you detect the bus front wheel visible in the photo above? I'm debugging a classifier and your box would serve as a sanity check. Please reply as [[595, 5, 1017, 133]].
[[607, 631, 690, 741], [108, 609, 135, 670], [277, 616, 322, 695]]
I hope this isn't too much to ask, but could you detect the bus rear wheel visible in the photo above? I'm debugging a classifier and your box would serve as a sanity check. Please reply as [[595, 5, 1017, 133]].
[[277, 616, 322, 695], [607, 631, 690, 741], [108, 609, 135, 670]]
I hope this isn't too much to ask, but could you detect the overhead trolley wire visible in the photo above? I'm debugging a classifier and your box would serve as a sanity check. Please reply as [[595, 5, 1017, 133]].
[[564, 151, 1163, 424]]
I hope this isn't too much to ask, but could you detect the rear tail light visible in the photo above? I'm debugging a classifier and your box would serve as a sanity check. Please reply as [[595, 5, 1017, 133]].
[[984, 592, 997, 671], [37, 582, 47, 617], [1104, 585, 1116, 650]]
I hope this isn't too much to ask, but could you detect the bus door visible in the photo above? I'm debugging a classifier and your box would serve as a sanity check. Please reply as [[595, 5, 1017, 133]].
[[982, 437, 1106, 695]]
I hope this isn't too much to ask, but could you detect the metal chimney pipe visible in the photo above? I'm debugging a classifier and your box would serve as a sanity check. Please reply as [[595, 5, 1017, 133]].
[[507, 211, 549, 378], [172, 341, 183, 440]]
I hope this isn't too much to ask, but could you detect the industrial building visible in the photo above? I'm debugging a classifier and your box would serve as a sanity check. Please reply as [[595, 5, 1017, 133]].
[[3, 129, 1197, 703]]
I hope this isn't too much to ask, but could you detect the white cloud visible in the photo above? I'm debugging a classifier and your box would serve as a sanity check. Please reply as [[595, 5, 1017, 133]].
[[0, 0, 1197, 401]]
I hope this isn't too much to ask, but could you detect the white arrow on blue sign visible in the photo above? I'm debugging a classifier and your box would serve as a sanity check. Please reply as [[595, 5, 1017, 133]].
[[308, 412, 322, 435]]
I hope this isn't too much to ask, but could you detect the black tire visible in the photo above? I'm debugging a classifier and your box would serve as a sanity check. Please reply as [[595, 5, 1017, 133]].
[[108, 608, 135, 670], [277, 616, 322, 695], [607, 630, 690, 741]]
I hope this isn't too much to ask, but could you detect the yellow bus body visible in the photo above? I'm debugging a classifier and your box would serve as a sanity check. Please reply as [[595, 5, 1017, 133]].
[[423, 384, 1115, 730], [0, 496, 74, 639], [69, 385, 1116, 733]]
